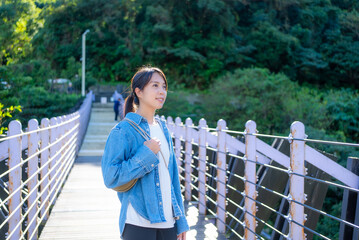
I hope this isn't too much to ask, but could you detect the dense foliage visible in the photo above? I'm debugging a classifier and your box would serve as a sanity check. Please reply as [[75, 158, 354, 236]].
[[4, 1, 359, 86], [160, 68, 359, 158], [0, 0, 357, 146], [21, 0, 359, 89], [1, 0, 358, 89], [0, 0, 357, 149], [0, 0, 83, 127]]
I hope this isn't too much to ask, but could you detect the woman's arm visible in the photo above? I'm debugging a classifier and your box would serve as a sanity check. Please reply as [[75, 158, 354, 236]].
[[101, 127, 159, 189]]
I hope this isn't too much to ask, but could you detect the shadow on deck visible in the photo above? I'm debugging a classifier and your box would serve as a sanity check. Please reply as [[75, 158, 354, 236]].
[[39, 156, 227, 240]]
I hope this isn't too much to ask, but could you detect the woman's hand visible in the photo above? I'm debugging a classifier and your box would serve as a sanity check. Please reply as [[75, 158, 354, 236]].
[[177, 231, 186, 240], [144, 138, 161, 154]]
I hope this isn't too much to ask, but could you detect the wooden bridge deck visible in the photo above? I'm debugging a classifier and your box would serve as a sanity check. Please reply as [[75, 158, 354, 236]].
[[39, 103, 227, 240]]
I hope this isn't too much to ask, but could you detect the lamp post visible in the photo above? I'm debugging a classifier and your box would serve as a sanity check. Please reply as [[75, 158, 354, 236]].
[[81, 29, 90, 97]]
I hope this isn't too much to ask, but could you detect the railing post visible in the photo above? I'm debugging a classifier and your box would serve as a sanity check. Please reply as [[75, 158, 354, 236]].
[[289, 121, 306, 240], [57, 116, 63, 182], [185, 118, 193, 201], [67, 115, 74, 159], [49, 117, 58, 202], [68, 114, 73, 152], [54, 116, 64, 197], [62, 115, 67, 147], [167, 116, 174, 134], [27, 119, 39, 239], [55, 116, 66, 202], [63, 115, 69, 156], [339, 157, 359, 240], [8, 120, 22, 240], [244, 120, 257, 238], [69, 114, 76, 160], [198, 118, 207, 215], [175, 117, 182, 171], [217, 119, 227, 233], [40, 118, 50, 221], [166, 117, 175, 156], [75, 112, 81, 154]]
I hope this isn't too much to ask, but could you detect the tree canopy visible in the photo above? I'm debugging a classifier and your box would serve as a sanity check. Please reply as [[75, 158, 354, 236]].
[[1, 0, 357, 89], [1, 0, 358, 132]]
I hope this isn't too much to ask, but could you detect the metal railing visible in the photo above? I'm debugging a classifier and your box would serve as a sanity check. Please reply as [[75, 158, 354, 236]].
[[0, 91, 92, 240], [161, 115, 359, 240]]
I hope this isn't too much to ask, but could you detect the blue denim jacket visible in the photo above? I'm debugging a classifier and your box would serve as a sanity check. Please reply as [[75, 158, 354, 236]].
[[101, 112, 189, 236]]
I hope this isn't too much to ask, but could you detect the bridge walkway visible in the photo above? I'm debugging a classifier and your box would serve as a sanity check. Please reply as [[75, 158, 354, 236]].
[[39, 103, 227, 240]]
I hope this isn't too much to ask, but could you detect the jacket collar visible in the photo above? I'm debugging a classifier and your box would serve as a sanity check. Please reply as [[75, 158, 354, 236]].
[[125, 112, 161, 125]]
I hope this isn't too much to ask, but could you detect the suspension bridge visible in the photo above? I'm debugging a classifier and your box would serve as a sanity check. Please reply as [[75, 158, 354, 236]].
[[1, 91, 359, 240]]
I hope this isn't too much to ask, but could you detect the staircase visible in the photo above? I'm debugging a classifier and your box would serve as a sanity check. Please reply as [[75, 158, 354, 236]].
[[78, 103, 118, 156], [89, 84, 128, 103]]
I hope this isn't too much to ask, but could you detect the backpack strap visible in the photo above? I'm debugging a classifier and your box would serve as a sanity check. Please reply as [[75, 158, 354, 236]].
[[124, 118, 150, 140], [124, 118, 168, 169]]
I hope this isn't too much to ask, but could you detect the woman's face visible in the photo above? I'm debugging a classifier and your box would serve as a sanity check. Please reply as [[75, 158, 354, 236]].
[[136, 72, 167, 111]]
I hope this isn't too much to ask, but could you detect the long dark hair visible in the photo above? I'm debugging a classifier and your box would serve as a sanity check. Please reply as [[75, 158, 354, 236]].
[[124, 66, 168, 116]]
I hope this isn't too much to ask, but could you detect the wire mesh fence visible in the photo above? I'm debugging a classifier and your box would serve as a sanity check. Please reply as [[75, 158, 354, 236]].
[[165, 116, 359, 240]]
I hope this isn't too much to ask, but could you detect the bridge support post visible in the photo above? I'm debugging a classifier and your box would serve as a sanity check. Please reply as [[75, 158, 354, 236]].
[[289, 121, 306, 240], [244, 120, 257, 239], [54, 116, 63, 201], [75, 112, 81, 154], [175, 117, 182, 170], [55, 116, 67, 200], [49, 117, 58, 203], [217, 119, 227, 233], [198, 119, 207, 215], [27, 119, 39, 239], [339, 157, 359, 240], [185, 118, 193, 201], [8, 120, 22, 240], [40, 118, 50, 221], [166, 116, 174, 134]]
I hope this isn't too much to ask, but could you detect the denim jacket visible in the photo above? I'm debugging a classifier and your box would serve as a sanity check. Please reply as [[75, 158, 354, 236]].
[[101, 112, 189, 236]]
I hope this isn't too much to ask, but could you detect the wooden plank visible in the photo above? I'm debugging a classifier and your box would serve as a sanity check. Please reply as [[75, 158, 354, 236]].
[[306, 146, 359, 189], [186, 202, 227, 240], [39, 156, 121, 240]]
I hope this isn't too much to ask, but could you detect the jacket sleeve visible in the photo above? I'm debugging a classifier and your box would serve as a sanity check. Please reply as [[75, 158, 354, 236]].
[[101, 127, 159, 189]]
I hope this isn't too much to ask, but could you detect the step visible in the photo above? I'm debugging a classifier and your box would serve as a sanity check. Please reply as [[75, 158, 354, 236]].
[[80, 141, 107, 151], [78, 149, 104, 156], [92, 103, 114, 108]]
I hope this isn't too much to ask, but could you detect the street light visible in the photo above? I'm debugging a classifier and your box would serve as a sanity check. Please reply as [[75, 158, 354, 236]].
[[81, 29, 90, 97]]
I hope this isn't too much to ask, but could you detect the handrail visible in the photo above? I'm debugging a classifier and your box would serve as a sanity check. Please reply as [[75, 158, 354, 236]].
[[171, 123, 359, 147], [0, 115, 80, 143], [163, 115, 359, 240], [0, 91, 92, 240]]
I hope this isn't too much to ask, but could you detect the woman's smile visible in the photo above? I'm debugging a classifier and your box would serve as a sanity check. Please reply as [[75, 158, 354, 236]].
[[156, 97, 165, 103]]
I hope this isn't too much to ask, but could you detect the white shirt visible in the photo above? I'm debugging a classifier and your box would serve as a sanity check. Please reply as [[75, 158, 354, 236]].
[[125, 122, 175, 228]]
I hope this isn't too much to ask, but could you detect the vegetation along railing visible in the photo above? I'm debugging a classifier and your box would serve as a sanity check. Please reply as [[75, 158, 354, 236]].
[[0, 91, 92, 240], [162, 116, 359, 240]]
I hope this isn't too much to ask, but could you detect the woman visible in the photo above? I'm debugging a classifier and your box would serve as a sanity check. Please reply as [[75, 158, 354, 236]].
[[101, 67, 189, 240]]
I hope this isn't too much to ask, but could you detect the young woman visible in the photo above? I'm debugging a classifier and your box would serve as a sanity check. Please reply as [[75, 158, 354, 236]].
[[101, 67, 189, 240]]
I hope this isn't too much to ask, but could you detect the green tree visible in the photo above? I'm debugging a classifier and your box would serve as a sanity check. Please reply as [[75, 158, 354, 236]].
[[0, 0, 42, 65], [0, 103, 22, 135]]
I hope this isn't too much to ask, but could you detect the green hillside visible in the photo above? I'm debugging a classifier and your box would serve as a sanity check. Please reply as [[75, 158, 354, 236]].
[[0, 0, 358, 148]]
